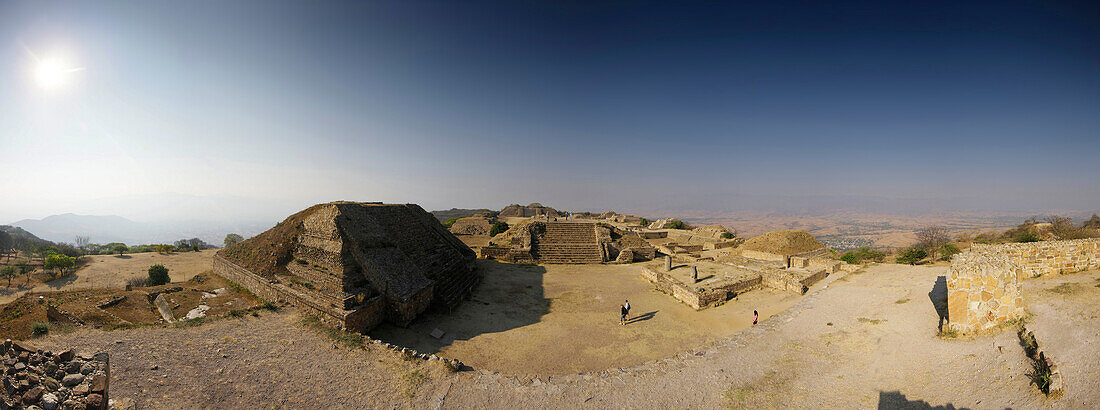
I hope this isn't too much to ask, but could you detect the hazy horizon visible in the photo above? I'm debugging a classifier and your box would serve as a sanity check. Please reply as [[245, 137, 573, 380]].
[[2, 1, 1098, 225]]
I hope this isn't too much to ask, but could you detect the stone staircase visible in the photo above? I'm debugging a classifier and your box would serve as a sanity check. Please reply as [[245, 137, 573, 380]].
[[535, 222, 603, 264]]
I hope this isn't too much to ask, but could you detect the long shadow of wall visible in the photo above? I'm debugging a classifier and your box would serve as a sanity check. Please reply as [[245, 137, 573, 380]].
[[928, 276, 948, 332], [878, 391, 961, 409], [368, 259, 549, 354]]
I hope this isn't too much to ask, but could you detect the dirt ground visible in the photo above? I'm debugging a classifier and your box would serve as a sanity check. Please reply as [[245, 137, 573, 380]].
[[1020, 270, 1100, 407], [28, 264, 1099, 408], [371, 260, 819, 376], [0, 250, 215, 304]]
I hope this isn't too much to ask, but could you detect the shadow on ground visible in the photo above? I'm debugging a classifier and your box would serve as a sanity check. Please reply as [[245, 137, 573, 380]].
[[878, 391, 962, 409], [369, 259, 549, 354], [928, 276, 948, 332], [627, 311, 657, 324]]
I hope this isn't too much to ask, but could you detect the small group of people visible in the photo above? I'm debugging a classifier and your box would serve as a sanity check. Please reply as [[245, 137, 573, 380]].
[[618, 300, 759, 327]]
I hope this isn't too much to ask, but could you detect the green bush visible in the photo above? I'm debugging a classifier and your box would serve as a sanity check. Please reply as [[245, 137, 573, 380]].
[[940, 243, 961, 260], [31, 322, 49, 336], [721, 232, 735, 239], [489, 221, 509, 237], [1014, 232, 1040, 243], [839, 253, 860, 264], [896, 247, 928, 265], [442, 217, 461, 228], [147, 264, 170, 286], [666, 220, 687, 230]]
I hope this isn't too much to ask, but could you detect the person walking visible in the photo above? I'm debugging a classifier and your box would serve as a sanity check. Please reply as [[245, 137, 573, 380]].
[[620, 303, 628, 326], [753, 310, 758, 325], [624, 299, 631, 321]]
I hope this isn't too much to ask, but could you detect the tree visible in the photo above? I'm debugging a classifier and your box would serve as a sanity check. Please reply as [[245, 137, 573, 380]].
[[1046, 215, 1085, 240], [44, 254, 75, 279], [915, 226, 951, 260], [1, 266, 16, 287], [896, 247, 928, 265], [940, 243, 961, 260], [1084, 214, 1100, 230], [666, 220, 687, 230], [223, 233, 244, 247], [74, 235, 90, 251], [489, 222, 510, 237], [0, 231, 11, 263], [111, 244, 128, 256], [442, 218, 461, 228], [147, 264, 170, 286]]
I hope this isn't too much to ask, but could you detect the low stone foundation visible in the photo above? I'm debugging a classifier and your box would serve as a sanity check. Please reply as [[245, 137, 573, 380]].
[[640, 267, 761, 310], [761, 268, 827, 294]]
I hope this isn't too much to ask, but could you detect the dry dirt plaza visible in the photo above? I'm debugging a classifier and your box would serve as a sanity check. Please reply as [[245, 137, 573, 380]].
[[31, 257, 1100, 408]]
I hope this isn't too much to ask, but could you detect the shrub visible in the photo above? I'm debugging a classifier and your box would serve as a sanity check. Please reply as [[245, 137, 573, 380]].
[[721, 232, 735, 239], [489, 221, 509, 237], [1014, 231, 1040, 243], [666, 220, 687, 230], [147, 264, 170, 286], [126, 277, 148, 288], [638, 218, 650, 227], [839, 253, 860, 264], [31, 322, 49, 336], [940, 243, 961, 260], [896, 247, 928, 265], [442, 217, 461, 228]]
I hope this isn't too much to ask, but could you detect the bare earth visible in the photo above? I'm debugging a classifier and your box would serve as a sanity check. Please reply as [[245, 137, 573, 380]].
[[0, 250, 215, 304], [370, 260, 807, 376], [33, 263, 1095, 408]]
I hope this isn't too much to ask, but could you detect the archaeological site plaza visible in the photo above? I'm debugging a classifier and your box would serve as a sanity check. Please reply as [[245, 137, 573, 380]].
[[6, 201, 1099, 408]]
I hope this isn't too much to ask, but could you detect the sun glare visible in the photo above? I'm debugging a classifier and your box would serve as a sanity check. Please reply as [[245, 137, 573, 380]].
[[32, 56, 83, 90]]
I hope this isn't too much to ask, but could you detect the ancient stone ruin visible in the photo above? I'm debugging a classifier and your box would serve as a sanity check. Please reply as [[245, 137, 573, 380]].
[[481, 221, 655, 264], [448, 216, 493, 236], [948, 238, 1100, 333], [498, 203, 563, 218], [214, 202, 479, 332], [1, 340, 110, 410]]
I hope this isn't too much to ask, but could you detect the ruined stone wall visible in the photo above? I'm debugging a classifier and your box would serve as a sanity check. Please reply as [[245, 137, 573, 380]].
[[947, 239, 1100, 333], [971, 238, 1100, 278], [213, 255, 385, 332], [946, 250, 1025, 333]]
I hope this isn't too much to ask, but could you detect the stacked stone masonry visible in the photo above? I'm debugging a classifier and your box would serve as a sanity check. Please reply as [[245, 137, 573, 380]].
[[948, 239, 1100, 333], [971, 238, 1100, 278], [0, 340, 109, 410], [947, 249, 1026, 333], [215, 202, 478, 333]]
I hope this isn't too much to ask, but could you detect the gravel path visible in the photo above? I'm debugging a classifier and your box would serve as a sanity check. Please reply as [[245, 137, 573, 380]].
[[36, 264, 1084, 409]]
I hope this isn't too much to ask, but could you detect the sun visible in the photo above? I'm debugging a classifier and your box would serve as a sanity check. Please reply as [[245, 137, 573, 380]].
[[30, 54, 84, 90]]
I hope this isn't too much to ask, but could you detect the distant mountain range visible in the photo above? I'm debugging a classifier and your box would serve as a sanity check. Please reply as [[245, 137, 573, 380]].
[[6, 214, 272, 247]]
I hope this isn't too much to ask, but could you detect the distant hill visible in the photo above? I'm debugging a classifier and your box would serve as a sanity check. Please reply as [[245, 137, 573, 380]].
[[7, 214, 269, 246], [430, 208, 496, 222], [0, 225, 54, 251]]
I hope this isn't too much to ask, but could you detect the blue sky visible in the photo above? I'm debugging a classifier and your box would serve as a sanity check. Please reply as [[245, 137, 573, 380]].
[[1, 1, 1097, 223]]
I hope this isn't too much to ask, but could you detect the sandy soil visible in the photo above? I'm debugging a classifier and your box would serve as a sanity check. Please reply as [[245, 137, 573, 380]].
[[0, 250, 215, 304], [1020, 270, 1100, 407], [30, 264, 1096, 408], [371, 260, 809, 376]]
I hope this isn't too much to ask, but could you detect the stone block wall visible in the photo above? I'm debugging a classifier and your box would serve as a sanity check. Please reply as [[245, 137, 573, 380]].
[[971, 238, 1100, 278], [213, 255, 386, 332], [946, 250, 1025, 333]]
